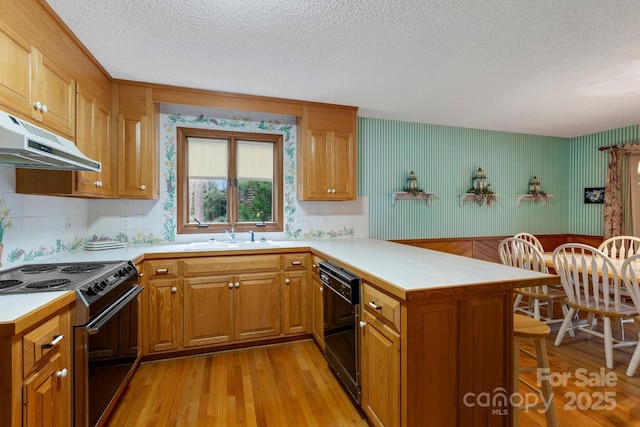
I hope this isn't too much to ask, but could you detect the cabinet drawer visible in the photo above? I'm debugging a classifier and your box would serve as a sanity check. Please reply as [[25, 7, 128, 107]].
[[363, 283, 401, 331], [182, 255, 281, 277], [283, 253, 310, 271], [145, 260, 179, 278], [23, 314, 64, 377]]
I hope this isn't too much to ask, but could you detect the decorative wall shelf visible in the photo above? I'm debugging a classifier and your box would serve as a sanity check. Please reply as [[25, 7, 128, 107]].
[[458, 193, 500, 207], [390, 192, 434, 207], [515, 194, 553, 207]]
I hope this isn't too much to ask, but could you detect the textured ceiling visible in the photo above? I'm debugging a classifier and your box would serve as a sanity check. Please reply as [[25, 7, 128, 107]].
[[45, 0, 640, 137]]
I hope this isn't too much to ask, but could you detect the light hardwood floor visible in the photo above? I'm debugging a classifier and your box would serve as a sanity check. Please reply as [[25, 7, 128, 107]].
[[107, 329, 640, 427], [518, 322, 640, 426], [106, 340, 368, 427]]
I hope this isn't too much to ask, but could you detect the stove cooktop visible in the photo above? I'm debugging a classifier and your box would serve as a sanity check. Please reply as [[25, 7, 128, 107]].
[[0, 261, 128, 294]]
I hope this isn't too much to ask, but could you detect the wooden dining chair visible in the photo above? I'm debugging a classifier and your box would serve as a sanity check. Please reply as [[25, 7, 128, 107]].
[[552, 243, 639, 369], [598, 236, 640, 260], [499, 237, 567, 324], [620, 254, 640, 377]]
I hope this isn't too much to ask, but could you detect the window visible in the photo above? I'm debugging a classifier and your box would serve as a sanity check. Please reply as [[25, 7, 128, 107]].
[[177, 128, 283, 234]]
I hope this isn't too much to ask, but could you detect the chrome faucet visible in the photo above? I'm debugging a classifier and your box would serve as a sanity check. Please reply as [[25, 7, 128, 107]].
[[224, 227, 236, 242]]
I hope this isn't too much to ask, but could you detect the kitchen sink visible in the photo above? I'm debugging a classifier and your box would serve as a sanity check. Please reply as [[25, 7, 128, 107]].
[[184, 240, 279, 251]]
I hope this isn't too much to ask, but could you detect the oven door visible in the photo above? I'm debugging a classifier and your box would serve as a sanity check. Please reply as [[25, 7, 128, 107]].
[[323, 278, 360, 404], [74, 285, 143, 427]]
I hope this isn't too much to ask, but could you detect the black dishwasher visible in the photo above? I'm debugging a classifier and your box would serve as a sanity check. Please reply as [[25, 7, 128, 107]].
[[319, 261, 361, 405]]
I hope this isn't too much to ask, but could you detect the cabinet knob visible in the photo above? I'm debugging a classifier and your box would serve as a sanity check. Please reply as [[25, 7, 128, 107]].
[[331, 189, 336, 193], [235, 282, 240, 288], [33, 101, 42, 110], [285, 278, 290, 285], [171, 287, 177, 293], [326, 189, 331, 193], [312, 264, 317, 268], [56, 368, 68, 378], [320, 287, 323, 292], [228, 283, 233, 288], [41, 104, 48, 113], [138, 272, 144, 277], [359, 321, 366, 328], [140, 185, 146, 190]]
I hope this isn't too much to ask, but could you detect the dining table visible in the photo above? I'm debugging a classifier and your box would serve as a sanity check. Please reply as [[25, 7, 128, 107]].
[[542, 252, 640, 280]]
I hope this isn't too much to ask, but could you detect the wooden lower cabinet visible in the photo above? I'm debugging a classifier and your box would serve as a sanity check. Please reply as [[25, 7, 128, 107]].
[[146, 277, 181, 353], [183, 275, 234, 347], [311, 270, 324, 349], [144, 253, 310, 357], [23, 351, 68, 427], [282, 269, 308, 335], [235, 272, 281, 340], [361, 310, 400, 427], [0, 302, 73, 427]]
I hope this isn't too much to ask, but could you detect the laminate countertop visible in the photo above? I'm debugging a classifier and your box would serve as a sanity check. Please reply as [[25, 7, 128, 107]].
[[0, 238, 556, 323]]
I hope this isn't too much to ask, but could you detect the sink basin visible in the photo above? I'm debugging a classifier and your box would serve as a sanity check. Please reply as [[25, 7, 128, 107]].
[[184, 240, 279, 251]]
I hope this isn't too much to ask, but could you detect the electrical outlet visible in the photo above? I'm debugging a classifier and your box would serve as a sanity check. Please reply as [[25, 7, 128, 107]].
[[296, 216, 309, 226], [120, 216, 131, 230], [66, 218, 71, 231]]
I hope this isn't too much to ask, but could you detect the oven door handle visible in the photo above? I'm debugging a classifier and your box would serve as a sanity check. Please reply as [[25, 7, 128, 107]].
[[86, 286, 143, 335]]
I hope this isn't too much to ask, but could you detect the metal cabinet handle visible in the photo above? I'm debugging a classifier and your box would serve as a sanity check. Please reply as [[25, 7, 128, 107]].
[[368, 301, 382, 310], [285, 279, 290, 285], [235, 282, 240, 288], [42, 334, 63, 349], [138, 272, 144, 277], [291, 261, 302, 266], [56, 368, 68, 378], [228, 283, 233, 288], [171, 287, 177, 293], [312, 264, 317, 268], [359, 321, 366, 328], [156, 268, 169, 274]]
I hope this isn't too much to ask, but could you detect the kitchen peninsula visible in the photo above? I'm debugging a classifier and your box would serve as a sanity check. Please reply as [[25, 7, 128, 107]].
[[0, 238, 556, 427]]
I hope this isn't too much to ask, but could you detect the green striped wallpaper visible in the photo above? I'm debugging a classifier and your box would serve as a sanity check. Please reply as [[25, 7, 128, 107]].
[[357, 117, 639, 240], [568, 125, 639, 236]]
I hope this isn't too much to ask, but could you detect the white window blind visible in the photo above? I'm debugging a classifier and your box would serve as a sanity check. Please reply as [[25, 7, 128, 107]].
[[187, 137, 228, 179], [237, 140, 273, 181]]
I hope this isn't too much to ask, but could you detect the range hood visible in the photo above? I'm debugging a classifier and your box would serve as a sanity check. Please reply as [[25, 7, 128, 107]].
[[0, 110, 101, 172]]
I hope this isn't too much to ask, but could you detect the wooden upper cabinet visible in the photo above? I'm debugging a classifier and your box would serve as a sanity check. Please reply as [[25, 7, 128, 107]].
[[34, 51, 75, 139], [0, 25, 33, 116], [15, 82, 112, 198], [74, 83, 112, 196], [0, 26, 75, 139], [116, 84, 158, 199], [297, 105, 357, 200]]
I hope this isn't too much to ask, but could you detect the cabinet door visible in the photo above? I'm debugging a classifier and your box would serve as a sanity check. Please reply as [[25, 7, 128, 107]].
[[311, 275, 324, 350], [282, 270, 308, 335], [0, 25, 32, 116], [33, 50, 75, 138], [75, 84, 112, 196], [184, 275, 234, 347], [301, 130, 333, 200], [361, 310, 400, 427], [23, 351, 69, 427], [147, 279, 181, 353], [117, 113, 149, 197], [234, 272, 280, 341], [330, 131, 355, 200]]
